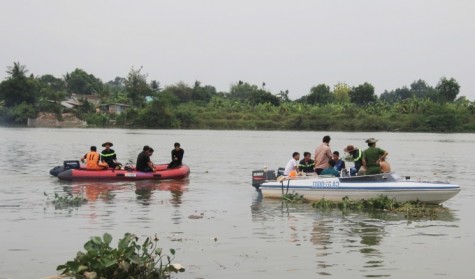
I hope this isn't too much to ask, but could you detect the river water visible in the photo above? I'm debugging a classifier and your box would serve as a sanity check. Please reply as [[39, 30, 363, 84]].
[[0, 128, 474, 278]]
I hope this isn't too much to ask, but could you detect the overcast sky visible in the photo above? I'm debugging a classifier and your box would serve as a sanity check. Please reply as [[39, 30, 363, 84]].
[[1, 0, 474, 100]]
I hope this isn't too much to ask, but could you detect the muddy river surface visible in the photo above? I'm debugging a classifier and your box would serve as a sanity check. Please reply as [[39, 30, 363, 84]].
[[0, 128, 474, 278]]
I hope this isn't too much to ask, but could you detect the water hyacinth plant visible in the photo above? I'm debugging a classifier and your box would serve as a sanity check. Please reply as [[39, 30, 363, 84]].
[[44, 192, 87, 209], [57, 233, 184, 279], [312, 195, 444, 220], [281, 191, 306, 203]]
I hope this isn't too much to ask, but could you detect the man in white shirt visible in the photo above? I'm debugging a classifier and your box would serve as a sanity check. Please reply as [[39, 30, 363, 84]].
[[284, 152, 301, 176]]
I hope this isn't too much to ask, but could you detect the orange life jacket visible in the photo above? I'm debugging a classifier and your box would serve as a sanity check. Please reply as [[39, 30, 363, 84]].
[[85, 151, 107, 169]]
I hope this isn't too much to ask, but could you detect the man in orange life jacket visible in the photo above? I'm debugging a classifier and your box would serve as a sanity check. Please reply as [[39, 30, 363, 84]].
[[80, 146, 108, 170]]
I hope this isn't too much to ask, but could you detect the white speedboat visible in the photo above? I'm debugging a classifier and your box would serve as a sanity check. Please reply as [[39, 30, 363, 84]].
[[251, 170, 461, 204]]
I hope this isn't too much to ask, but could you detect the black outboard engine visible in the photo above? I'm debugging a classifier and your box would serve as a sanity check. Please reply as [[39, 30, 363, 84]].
[[252, 169, 276, 188], [49, 160, 81, 176]]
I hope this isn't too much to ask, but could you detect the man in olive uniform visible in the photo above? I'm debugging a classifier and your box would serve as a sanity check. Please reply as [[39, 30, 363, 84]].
[[362, 138, 388, 175]]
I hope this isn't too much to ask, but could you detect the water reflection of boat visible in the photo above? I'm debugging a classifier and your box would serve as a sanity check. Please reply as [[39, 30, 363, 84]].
[[252, 171, 461, 204], [67, 182, 128, 201], [135, 179, 189, 192], [134, 179, 189, 206]]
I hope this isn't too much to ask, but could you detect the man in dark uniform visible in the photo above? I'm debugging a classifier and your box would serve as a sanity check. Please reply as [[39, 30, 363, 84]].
[[298, 152, 315, 174], [136, 145, 155, 172], [344, 145, 363, 176], [101, 142, 121, 169], [168, 142, 184, 168]]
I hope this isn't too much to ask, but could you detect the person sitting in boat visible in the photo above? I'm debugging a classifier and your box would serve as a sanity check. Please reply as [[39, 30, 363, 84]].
[[362, 138, 388, 175], [343, 145, 363, 176], [168, 142, 184, 169], [284, 152, 301, 177], [332, 151, 346, 172], [148, 147, 156, 169], [101, 142, 122, 170], [136, 145, 155, 172], [320, 159, 340, 177], [298, 152, 315, 174], [80, 146, 108, 170]]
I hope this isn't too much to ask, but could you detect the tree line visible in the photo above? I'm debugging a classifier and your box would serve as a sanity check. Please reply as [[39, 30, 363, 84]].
[[0, 62, 474, 132]]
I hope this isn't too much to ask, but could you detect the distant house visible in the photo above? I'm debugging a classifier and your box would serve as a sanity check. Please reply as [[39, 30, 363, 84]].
[[60, 97, 81, 109], [99, 103, 130, 114], [60, 93, 101, 109], [75, 94, 101, 106]]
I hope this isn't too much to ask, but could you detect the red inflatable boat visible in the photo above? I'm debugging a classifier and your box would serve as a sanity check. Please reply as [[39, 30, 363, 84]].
[[57, 164, 190, 181]]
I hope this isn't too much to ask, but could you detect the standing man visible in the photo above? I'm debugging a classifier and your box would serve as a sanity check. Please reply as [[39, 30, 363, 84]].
[[362, 138, 388, 175], [314, 135, 333, 175]]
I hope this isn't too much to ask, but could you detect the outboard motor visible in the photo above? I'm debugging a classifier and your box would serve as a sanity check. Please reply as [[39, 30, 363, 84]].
[[252, 169, 276, 187], [63, 160, 80, 170], [49, 160, 81, 176]]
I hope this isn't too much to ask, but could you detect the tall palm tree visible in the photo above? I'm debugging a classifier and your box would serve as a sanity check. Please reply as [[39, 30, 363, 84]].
[[6, 62, 28, 79]]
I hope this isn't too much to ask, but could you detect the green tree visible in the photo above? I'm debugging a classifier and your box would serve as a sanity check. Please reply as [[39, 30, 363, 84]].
[[192, 81, 217, 103], [65, 68, 103, 95], [229, 81, 279, 106], [0, 62, 39, 107], [106, 77, 127, 103], [380, 86, 412, 104], [135, 99, 177, 128], [276, 90, 290, 102], [36, 75, 67, 114], [162, 82, 193, 103], [332, 83, 351, 104], [436, 77, 460, 103], [350, 82, 376, 106], [124, 67, 152, 107], [307, 84, 332, 105], [410, 79, 438, 100]]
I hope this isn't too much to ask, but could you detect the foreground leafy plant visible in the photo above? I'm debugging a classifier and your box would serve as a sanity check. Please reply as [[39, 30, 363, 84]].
[[57, 233, 184, 279], [281, 191, 306, 203], [312, 195, 444, 220], [45, 192, 87, 209]]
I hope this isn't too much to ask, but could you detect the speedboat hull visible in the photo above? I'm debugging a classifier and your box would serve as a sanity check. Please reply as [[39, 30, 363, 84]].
[[58, 164, 190, 181], [252, 171, 460, 204]]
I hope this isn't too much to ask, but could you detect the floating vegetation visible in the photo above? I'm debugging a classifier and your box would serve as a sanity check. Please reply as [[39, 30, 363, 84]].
[[312, 196, 445, 220], [57, 233, 185, 279], [44, 192, 87, 209], [281, 191, 306, 203]]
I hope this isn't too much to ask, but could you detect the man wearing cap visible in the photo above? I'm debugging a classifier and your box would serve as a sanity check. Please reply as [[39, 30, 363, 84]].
[[343, 145, 363, 176], [362, 138, 388, 175], [101, 142, 121, 170], [314, 135, 333, 175]]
